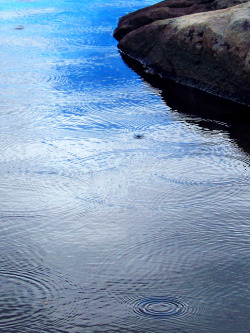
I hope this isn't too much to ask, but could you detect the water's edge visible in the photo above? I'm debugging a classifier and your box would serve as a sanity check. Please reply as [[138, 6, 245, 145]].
[[120, 52, 250, 154]]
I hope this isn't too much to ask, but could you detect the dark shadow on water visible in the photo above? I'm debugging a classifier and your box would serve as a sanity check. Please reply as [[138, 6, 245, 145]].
[[121, 53, 250, 154]]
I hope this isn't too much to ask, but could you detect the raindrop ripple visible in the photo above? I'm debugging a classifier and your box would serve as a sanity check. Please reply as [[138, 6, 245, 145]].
[[130, 297, 189, 318]]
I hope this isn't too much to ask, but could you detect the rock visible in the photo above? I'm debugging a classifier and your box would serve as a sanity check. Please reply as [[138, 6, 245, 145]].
[[113, 0, 249, 41], [116, 2, 250, 105]]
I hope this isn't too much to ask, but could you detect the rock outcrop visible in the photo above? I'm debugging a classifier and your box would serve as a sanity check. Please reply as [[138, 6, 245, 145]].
[[114, 0, 249, 41], [114, 0, 250, 105]]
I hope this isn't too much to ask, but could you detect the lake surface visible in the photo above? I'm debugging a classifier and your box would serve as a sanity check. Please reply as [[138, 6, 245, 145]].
[[0, 0, 249, 332]]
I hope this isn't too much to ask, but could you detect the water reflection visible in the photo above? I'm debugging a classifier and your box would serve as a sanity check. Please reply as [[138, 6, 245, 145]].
[[121, 53, 250, 155], [0, 0, 250, 332]]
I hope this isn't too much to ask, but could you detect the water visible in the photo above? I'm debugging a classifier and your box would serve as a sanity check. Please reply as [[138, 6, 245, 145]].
[[0, 0, 249, 332]]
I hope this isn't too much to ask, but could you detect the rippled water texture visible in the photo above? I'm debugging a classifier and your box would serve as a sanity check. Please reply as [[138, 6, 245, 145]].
[[0, 0, 250, 332]]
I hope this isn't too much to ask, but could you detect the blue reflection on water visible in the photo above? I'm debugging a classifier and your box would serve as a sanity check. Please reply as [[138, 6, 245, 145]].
[[0, 1, 250, 332]]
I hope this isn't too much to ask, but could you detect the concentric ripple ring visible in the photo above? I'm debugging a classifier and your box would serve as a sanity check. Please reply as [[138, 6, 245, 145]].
[[132, 297, 188, 318]]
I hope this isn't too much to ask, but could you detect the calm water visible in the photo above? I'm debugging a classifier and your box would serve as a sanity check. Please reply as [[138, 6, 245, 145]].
[[0, 0, 250, 332]]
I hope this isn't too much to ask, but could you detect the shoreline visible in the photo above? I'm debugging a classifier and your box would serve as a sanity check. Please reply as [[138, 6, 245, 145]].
[[114, 0, 250, 106]]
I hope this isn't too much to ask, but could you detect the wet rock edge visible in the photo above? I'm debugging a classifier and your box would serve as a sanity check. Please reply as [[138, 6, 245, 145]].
[[114, 0, 250, 106]]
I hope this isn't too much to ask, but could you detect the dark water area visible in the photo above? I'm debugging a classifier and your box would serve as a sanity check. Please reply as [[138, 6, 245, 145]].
[[0, 1, 249, 332], [121, 53, 250, 154]]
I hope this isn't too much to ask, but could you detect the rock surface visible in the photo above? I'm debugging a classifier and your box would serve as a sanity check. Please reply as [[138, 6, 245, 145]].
[[114, 0, 249, 41], [114, 0, 250, 105]]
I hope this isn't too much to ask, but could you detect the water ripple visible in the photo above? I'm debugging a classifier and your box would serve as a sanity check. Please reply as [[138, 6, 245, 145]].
[[0, 172, 106, 236], [128, 296, 190, 318], [0, 267, 84, 331], [0, 0, 249, 331], [0, 239, 46, 271]]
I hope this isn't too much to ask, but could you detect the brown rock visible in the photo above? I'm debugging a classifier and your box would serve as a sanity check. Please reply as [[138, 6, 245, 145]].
[[113, 0, 249, 41], [117, 2, 250, 105]]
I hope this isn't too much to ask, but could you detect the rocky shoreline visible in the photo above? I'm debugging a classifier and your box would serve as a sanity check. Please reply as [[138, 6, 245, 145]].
[[114, 0, 250, 106]]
